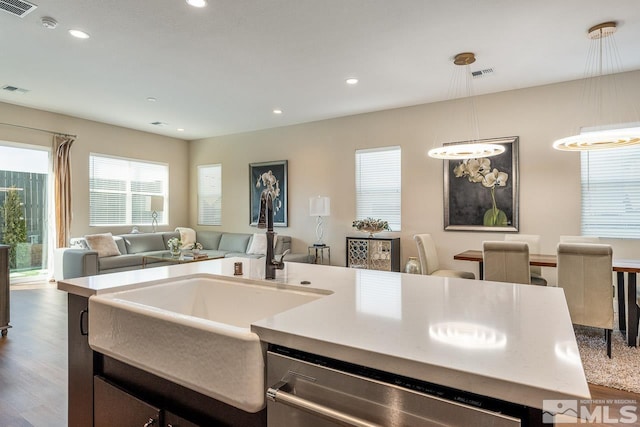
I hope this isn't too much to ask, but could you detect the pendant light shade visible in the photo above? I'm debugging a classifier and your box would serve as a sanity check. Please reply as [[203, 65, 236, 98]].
[[428, 53, 505, 160], [553, 22, 640, 151], [427, 142, 504, 159]]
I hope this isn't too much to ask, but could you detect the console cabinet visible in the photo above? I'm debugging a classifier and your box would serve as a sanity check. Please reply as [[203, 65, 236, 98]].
[[346, 237, 400, 272]]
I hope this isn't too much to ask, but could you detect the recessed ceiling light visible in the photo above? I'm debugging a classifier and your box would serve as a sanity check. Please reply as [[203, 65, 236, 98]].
[[346, 78, 359, 85], [177, 128, 185, 132], [186, 0, 207, 7], [273, 109, 283, 115], [146, 97, 157, 102], [68, 29, 90, 39]]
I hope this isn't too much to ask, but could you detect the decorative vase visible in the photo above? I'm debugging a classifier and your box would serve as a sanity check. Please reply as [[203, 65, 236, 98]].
[[404, 257, 421, 274], [360, 226, 384, 238], [483, 187, 508, 226], [170, 247, 181, 257], [192, 248, 200, 255]]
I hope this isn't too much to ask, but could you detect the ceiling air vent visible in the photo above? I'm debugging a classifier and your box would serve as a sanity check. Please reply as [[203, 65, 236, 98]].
[[0, 0, 38, 17], [471, 68, 494, 79], [150, 121, 168, 127], [2, 84, 29, 93]]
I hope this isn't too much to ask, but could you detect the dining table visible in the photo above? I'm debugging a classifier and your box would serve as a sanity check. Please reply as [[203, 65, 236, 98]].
[[454, 250, 640, 347]]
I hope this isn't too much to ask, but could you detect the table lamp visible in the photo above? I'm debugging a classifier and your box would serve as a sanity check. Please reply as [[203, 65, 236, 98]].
[[309, 196, 330, 246], [148, 195, 164, 233]]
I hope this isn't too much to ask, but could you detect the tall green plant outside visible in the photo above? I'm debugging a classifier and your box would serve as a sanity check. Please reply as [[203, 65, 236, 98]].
[[2, 187, 27, 269]]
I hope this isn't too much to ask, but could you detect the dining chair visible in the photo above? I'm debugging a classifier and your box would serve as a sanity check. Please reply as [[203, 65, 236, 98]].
[[413, 234, 475, 279], [556, 242, 614, 358], [504, 234, 547, 286], [559, 235, 601, 244], [482, 241, 531, 285]]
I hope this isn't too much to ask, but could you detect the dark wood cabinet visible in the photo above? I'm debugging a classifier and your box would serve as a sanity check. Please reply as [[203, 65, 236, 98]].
[[65, 294, 265, 426], [94, 376, 161, 427], [0, 245, 9, 336], [67, 293, 98, 427], [165, 411, 200, 427], [346, 237, 400, 272]]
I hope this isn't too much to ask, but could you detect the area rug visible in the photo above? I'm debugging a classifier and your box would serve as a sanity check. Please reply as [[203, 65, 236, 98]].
[[575, 325, 640, 394]]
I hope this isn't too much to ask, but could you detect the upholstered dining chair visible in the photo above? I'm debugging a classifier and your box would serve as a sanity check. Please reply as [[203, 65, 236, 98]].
[[556, 242, 614, 358], [482, 241, 531, 285], [413, 234, 475, 279], [559, 235, 601, 244], [504, 234, 547, 286]]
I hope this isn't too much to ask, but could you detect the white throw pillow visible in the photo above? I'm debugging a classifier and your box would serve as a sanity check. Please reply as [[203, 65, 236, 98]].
[[247, 233, 277, 255], [175, 227, 196, 249], [84, 232, 121, 257]]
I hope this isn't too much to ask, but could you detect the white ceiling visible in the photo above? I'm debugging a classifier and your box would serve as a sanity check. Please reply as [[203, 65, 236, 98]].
[[1, 0, 639, 140]]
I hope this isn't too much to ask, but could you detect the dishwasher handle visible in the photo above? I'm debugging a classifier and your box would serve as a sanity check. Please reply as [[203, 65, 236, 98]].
[[267, 381, 382, 427]]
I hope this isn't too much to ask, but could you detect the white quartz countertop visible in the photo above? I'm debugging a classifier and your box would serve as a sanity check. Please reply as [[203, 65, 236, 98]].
[[58, 257, 590, 409]]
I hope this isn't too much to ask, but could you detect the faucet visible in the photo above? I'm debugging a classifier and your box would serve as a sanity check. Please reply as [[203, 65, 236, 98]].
[[257, 189, 288, 279]]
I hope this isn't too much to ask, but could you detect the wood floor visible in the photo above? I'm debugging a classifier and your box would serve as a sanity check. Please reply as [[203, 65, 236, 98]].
[[1, 285, 67, 427], [0, 284, 639, 426]]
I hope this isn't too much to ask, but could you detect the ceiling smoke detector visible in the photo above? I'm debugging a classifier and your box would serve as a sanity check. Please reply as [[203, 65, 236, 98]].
[[41, 16, 57, 29], [0, 0, 37, 17]]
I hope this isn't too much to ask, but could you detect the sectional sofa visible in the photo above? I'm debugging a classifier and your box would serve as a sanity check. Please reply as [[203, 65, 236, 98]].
[[53, 230, 309, 280]]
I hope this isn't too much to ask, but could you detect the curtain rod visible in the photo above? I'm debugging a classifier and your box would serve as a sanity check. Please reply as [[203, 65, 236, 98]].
[[0, 122, 77, 138]]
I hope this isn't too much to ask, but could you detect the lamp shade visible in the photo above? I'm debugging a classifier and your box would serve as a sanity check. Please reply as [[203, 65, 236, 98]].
[[309, 196, 330, 217], [148, 195, 164, 212]]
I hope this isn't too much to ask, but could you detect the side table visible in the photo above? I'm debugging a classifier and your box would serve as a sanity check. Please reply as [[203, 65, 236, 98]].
[[308, 245, 331, 265]]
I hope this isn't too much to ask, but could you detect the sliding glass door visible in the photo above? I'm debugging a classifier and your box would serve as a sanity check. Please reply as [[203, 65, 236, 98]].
[[0, 143, 50, 283]]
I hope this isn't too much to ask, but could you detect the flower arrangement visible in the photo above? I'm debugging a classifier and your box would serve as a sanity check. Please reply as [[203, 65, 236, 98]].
[[453, 157, 509, 226], [167, 237, 182, 255], [352, 218, 390, 237], [191, 242, 203, 251]]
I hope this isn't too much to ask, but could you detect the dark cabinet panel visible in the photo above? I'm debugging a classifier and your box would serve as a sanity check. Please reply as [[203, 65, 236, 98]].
[[0, 245, 9, 336], [68, 293, 98, 427], [94, 376, 161, 427], [165, 411, 200, 427]]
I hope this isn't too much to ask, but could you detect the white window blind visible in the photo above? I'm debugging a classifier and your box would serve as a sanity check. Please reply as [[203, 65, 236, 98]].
[[581, 127, 640, 238], [198, 164, 222, 225], [355, 146, 401, 231], [89, 154, 168, 227]]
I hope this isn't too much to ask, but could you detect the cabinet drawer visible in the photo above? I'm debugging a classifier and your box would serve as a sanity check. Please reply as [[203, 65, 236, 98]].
[[94, 376, 161, 427]]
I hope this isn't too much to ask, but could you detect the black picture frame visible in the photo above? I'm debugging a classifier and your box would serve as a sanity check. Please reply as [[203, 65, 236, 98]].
[[249, 160, 288, 227], [444, 136, 519, 232]]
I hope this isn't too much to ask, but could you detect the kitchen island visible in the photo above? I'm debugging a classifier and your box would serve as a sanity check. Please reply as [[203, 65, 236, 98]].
[[58, 257, 590, 426]]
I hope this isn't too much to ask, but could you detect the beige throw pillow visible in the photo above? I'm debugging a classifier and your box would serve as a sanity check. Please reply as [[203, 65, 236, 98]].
[[85, 232, 121, 257], [247, 233, 277, 255], [175, 227, 196, 249]]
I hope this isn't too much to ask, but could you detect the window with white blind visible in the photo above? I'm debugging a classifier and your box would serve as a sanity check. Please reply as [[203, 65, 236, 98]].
[[89, 154, 168, 226], [198, 164, 222, 225], [355, 146, 401, 231], [581, 126, 640, 238]]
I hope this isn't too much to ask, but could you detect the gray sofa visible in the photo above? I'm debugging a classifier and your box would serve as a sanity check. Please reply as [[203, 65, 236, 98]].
[[54, 230, 309, 280]]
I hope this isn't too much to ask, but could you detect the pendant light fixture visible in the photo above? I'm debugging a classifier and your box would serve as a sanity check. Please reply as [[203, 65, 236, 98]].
[[428, 52, 505, 160], [553, 21, 640, 151]]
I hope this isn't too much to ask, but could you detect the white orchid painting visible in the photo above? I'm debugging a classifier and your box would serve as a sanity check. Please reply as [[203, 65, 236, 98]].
[[250, 160, 288, 226], [444, 137, 519, 231]]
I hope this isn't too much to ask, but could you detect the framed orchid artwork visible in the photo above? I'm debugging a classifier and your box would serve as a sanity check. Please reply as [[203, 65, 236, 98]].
[[249, 160, 288, 227], [444, 136, 519, 232]]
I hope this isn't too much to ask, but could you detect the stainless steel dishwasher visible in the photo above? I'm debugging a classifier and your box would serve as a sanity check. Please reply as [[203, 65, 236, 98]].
[[266, 346, 542, 426]]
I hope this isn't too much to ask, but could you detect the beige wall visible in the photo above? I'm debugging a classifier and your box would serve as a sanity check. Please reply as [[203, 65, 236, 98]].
[[189, 70, 640, 283], [0, 102, 189, 239]]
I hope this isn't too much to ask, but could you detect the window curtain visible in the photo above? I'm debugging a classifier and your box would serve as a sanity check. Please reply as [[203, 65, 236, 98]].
[[53, 135, 75, 248]]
